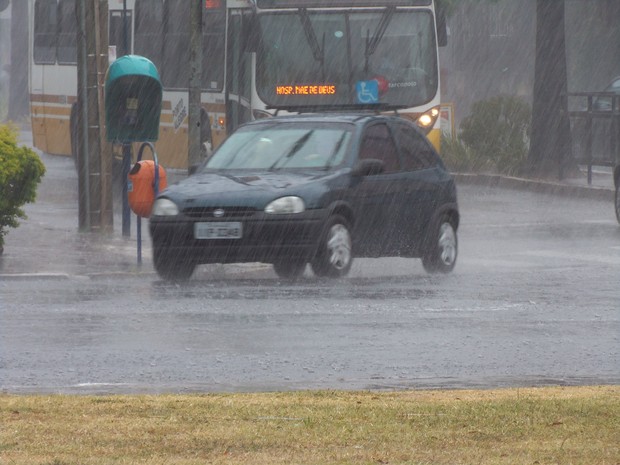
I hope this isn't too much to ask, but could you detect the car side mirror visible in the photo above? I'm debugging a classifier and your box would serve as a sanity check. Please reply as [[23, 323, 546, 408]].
[[353, 158, 385, 176]]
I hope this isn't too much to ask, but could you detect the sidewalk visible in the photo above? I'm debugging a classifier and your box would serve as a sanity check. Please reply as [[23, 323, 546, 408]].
[[0, 129, 616, 280]]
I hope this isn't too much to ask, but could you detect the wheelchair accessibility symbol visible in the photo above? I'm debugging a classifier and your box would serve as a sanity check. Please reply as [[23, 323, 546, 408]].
[[356, 80, 379, 104]]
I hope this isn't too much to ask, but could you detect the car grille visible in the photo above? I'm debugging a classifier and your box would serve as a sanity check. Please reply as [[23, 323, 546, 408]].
[[183, 206, 257, 219]]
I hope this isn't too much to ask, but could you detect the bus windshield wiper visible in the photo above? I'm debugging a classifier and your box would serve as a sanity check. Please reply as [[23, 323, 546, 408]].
[[298, 9, 325, 80], [364, 6, 395, 73], [269, 130, 315, 170]]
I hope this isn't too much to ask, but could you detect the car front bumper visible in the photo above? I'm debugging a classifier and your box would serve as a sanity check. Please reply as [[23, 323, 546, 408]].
[[149, 209, 327, 265]]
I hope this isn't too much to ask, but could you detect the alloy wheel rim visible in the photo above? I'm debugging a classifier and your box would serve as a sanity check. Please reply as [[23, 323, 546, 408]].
[[327, 224, 352, 270], [438, 222, 457, 266]]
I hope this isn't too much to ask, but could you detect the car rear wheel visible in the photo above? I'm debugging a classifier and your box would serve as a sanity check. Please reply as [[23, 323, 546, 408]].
[[311, 215, 353, 278], [422, 214, 457, 274], [153, 247, 196, 282], [273, 260, 307, 279], [615, 182, 620, 224]]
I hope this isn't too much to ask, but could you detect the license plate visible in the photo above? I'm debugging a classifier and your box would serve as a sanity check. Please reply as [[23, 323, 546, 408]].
[[194, 222, 242, 239]]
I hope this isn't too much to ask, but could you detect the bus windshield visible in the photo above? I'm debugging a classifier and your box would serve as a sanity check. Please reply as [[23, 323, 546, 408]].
[[255, 9, 437, 109]]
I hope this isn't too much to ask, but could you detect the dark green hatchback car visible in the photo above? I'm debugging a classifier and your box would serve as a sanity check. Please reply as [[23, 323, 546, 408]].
[[149, 113, 459, 281]]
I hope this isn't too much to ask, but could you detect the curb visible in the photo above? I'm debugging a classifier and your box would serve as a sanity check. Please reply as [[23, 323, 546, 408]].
[[0, 273, 72, 281], [0, 263, 271, 282], [453, 173, 614, 201]]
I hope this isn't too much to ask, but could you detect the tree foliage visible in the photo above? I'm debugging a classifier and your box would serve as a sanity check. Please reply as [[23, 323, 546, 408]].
[[0, 124, 45, 252]]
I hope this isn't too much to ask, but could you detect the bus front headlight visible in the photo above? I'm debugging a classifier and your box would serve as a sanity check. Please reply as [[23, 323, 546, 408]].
[[416, 106, 440, 134]]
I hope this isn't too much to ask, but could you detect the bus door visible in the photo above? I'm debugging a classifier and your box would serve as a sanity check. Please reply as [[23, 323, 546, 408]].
[[226, 9, 252, 134]]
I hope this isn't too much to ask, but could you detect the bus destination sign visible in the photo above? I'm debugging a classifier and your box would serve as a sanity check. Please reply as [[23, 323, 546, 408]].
[[276, 84, 337, 96]]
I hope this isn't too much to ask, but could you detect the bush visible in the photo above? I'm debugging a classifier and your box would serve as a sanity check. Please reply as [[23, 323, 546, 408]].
[[0, 124, 46, 253], [440, 134, 494, 174], [456, 95, 531, 175]]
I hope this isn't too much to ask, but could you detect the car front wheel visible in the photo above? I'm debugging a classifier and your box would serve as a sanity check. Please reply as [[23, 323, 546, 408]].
[[422, 215, 458, 274], [153, 246, 196, 282], [311, 215, 353, 278]]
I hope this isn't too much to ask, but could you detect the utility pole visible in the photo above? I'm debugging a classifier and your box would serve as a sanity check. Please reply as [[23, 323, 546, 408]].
[[8, 0, 28, 121], [188, 0, 203, 171], [76, 0, 89, 230], [97, 0, 113, 232], [77, 0, 112, 232]]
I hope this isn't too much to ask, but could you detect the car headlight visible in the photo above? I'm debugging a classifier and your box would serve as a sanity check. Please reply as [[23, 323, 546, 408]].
[[265, 196, 305, 214], [151, 198, 179, 216]]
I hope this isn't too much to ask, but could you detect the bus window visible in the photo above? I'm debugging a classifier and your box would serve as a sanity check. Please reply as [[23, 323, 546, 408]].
[[135, 0, 164, 70], [109, 10, 133, 57], [57, 0, 77, 65], [202, 9, 225, 91], [162, 0, 190, 89], [34, 0, 57, 65]]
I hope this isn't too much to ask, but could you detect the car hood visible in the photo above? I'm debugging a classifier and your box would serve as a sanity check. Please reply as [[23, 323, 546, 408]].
[[161, 170, 336, 209]]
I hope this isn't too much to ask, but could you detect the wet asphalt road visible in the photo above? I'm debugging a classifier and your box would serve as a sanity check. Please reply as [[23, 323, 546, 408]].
[[1, 185, 619, 394]]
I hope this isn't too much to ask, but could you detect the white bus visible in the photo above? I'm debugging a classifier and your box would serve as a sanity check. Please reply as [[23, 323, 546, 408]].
[[29, 0, 446, 169]]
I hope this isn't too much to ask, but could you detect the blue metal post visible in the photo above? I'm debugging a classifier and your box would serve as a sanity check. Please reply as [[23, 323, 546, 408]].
[[135, 142, 160, 265], [122, 143, 132, 236]]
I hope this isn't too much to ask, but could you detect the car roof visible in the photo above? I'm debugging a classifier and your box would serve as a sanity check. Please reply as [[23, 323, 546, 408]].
[[605, 76, 620, 90], [240, 112, 407, 128]]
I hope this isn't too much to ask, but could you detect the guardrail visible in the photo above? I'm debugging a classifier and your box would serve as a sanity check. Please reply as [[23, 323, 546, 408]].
[[567, 92, 620, 185]]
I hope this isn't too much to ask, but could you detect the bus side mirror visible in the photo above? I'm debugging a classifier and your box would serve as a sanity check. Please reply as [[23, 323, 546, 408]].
[[243, 14, 261, 53], [105, 55, 162, 143], [436, 3, 448, 47]]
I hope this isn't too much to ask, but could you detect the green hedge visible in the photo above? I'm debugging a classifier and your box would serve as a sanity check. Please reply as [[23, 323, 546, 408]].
[[0, 124, 45, 252], [442, 95, 531, 176]]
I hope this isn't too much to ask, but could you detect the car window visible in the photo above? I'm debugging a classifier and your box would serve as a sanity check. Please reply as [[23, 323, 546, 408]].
[[610, 79, 620, 91], [359, 123, 400, 173], [393, 121, 438, 171], [203, 124, 352, 171]]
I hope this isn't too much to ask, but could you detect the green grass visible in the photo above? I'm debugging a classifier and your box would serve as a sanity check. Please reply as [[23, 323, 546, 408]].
[[1, 386, 618, 465]]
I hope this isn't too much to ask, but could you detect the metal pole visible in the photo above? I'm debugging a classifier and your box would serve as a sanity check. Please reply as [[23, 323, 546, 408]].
[[77, 0, 91, 231], [122, 0, 128, 56], [122, 143, 132, 236], [137, 217, 142, 265], [188, 0, 203, 170], [86, 0, 102, 230], [586, 96, 593, 186]]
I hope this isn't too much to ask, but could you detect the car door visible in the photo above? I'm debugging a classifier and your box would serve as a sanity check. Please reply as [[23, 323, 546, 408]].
[[392, 120, 443, 254], [350, 121, 409, 256]]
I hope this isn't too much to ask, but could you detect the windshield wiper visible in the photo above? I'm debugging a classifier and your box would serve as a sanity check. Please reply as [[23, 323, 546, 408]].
[[299, 9, 325, 81], [269, 130, 315, 171], [364, 6, 395, 73], [324, 132, 348, 171]]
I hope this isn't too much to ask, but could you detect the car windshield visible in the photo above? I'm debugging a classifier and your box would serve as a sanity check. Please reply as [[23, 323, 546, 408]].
[[202, 123, 353, 171]]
